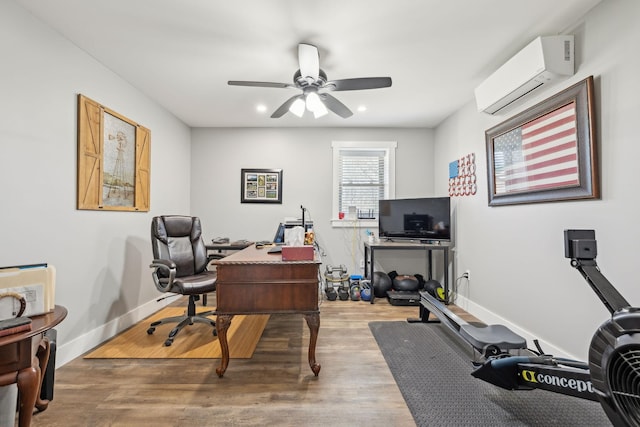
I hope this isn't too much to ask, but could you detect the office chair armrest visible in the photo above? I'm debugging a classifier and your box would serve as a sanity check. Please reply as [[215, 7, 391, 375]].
[[207, 253, 227, 262], [150, 259, 176, 292]]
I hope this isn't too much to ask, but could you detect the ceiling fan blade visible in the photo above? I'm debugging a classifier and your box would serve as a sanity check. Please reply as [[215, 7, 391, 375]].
[[326, 77, 392, 91], [320, 94, 353, 118], [228, 80, 293, 89], [271, 95, 303, 118], [298, 43, 319, 81]]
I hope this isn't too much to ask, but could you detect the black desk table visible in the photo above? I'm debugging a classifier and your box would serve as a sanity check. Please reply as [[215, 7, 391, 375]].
[[364, 241, 451, 304], [206, 240, 254, 254]]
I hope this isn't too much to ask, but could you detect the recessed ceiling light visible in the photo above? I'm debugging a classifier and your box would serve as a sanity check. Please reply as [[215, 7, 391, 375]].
[[256, 104, 267, 113], [357, 105, 367, 112]]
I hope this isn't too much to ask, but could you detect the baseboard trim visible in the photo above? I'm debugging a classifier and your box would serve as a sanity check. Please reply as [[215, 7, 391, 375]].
[[54, 297, 172, 367], [453, 294, 578, 360]]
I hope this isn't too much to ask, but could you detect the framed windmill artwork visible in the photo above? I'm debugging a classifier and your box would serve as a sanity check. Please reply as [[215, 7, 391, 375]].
[[77, 94, 151, 212]]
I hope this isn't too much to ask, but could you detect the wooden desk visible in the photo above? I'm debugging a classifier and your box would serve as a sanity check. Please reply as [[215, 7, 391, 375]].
[[212, 245, 321, 377], [204, 241, 254, 306], [0, 305, 67, 427]]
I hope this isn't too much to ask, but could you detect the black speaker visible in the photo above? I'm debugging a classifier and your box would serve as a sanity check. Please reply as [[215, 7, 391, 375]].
[[40, 328, 57, 402]]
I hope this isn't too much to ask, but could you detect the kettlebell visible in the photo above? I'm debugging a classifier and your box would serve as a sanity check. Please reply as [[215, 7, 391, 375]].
[[325, 286, 337, 301], [350, 284, 361, 301], [360, 280, 372, 301]]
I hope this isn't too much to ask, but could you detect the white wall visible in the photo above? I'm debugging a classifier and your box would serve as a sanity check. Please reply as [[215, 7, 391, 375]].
[[434, 0, 640, 360], [3, 0, 636, 368], [190, 127, 435, 276], [0, 2, 192, 365]]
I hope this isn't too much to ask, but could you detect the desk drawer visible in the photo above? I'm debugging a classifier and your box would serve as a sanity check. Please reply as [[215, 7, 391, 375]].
[[0, 339, 31, 375], [217, 280, 318, 313]]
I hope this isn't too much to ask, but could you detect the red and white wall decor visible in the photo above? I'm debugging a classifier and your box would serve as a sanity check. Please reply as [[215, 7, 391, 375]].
[[448, 153, 477, 197]]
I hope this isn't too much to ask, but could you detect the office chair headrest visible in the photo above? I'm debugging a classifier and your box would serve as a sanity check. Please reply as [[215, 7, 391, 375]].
[[153, 216, 202, 244]]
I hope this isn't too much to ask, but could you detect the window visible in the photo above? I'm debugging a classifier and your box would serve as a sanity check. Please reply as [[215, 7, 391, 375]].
[[332, 141, 396, 227]]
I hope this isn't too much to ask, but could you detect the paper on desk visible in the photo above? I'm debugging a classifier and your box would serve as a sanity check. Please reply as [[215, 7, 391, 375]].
[[285, 226, 305, 246]]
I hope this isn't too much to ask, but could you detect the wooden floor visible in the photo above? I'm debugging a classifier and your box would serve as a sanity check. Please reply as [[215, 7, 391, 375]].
[[30, 296, 478, 427]]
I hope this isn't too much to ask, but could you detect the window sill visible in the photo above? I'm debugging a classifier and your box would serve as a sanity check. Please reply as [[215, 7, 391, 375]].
[[331, 219, 377, 228]]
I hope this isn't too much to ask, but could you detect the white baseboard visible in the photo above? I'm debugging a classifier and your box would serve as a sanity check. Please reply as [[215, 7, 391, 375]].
[[453, 294, 578, 360], [54, 297, 172, 367]]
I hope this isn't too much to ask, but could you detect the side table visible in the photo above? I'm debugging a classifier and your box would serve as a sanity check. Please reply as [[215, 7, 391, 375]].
[[0, 305, 67, 427]]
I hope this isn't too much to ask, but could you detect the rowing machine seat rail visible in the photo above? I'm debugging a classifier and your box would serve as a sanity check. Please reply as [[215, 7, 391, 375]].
[[419, 290, 527, 357]]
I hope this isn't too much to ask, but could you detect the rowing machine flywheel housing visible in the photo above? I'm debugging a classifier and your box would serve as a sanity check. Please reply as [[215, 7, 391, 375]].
[[589, 307, 640, 427]]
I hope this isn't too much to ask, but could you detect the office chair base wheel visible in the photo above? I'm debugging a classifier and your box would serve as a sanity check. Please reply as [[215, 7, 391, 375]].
[[146, 313, 216, 345]]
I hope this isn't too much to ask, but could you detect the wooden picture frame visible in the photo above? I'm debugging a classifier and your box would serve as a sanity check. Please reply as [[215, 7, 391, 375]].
[[485, 76, 598, 206], [77, 94, 150, 211], [240, 168, 282, 203]]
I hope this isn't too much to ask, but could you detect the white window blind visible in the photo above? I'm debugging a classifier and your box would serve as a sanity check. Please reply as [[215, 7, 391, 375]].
[[332, 141, 396, 226], [338, 149, 386, 216]]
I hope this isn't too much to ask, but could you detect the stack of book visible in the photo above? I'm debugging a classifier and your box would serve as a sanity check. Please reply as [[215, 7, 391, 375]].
[[0, 317, 32, 338]]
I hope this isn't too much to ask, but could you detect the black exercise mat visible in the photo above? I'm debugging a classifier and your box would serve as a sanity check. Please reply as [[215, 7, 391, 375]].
[[369, 321, 611, 426]]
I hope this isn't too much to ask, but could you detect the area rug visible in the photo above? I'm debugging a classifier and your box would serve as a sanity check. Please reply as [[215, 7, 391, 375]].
[[85, 307, 269, 359], [369, 321, 611, 426]]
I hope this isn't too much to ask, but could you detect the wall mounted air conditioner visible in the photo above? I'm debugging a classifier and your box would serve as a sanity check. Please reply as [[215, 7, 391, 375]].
[[474, 35, 574, 114]]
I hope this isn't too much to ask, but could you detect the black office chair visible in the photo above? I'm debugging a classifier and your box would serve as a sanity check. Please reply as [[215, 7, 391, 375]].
[[148, 215, 220, 346]]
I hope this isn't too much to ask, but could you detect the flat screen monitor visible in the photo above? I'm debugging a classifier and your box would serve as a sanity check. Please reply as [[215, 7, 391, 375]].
[[378, 197, 451, 241], [273, 223, 286, 243]]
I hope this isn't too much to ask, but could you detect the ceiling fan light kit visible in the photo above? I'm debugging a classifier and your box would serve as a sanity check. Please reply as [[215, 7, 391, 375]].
[[305, 92, 328, 118], [289, 97, 305, 117], [228, 43, 392, 119]]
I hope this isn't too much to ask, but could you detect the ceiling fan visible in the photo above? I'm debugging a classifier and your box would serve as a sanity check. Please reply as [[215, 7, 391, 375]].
[[228, 43, 392, 119]]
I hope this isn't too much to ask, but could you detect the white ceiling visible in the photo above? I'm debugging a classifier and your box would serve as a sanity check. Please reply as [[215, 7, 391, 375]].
[[17, 0, 602, 128]]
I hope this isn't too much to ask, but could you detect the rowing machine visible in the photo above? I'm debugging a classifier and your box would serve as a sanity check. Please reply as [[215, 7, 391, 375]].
[[419, 290, 527, 358], [470, 230, 640, 427]]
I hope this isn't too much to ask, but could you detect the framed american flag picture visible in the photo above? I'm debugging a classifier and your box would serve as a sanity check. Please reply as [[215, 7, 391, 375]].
[[485, 76, 599, 206]]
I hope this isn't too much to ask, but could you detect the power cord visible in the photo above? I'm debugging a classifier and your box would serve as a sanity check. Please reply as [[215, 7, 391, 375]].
[[450, 272, 470, 305]]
